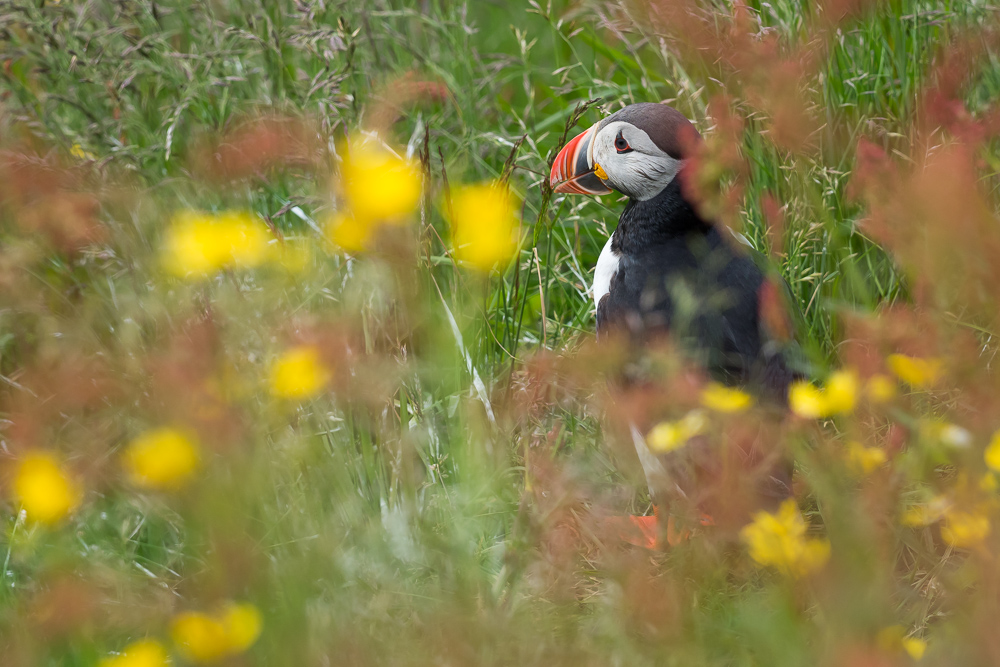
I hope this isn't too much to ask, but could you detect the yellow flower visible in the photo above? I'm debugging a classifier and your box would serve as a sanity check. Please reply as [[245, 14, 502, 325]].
[[903, 637, 928, 661], [99, 639, 170, 667], [270, 345, 331, 399], [887, 354, 943, 389], [984, 429, 1000, 472], [789, 370, 858, 419], [647, 410, 707, 453], [448, 183, 519, 272], [340, 141, 422, 223], [123, 428, 200, 490], [70, 143, 96, 160], [788, 381, 826, 418], [171, 611, 230, 664], [740, 499, 830, 577], [14, 452, 80, 525], [878, 626, 927, 661], [941, 508, 990, 548], [824, 370, 859, 414], [171, 602, 262, 663], [845, 441, 887, 476], [865, 374, 898, 403], [901, 496, 950, 527], [161, 210, 272, 278], [220, 601, 263, 653], [700, 382, 753, 413], [325, 211, 373, 253]]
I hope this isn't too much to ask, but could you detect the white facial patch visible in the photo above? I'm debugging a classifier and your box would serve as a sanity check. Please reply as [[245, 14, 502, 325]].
[[592, 234, 619, 309], [591, 120, 683, 201]]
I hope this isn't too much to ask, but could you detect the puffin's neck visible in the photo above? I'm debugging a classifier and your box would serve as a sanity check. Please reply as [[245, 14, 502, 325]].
[[611, 170, 711, 255]]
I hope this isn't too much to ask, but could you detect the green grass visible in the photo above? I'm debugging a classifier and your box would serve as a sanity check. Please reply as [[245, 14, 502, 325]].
[[2, 0, 1000, 665]]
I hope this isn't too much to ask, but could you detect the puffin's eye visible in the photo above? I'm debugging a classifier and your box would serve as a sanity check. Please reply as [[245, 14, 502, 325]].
[[614, 131, 632, 154]]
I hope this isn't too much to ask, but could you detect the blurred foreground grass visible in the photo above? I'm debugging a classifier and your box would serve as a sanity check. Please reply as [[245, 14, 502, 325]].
[[2, 0, 1000, 665]]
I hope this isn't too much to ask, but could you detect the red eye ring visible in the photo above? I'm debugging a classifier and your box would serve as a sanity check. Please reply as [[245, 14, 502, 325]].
[[614, 131, 632, 154]]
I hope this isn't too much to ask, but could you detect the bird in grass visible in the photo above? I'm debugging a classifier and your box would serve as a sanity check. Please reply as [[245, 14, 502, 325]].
[[549, 102, 803, 544]]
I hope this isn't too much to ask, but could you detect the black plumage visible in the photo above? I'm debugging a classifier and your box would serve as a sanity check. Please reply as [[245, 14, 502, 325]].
[[596, 173, 800, 401]]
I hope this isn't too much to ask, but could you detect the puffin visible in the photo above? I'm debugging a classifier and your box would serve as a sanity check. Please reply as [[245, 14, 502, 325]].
[[548, 103, 801, 542], [549, 102, 799, 398]]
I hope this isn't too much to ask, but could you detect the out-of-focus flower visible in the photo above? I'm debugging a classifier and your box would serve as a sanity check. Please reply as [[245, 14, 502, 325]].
[[865, 374, 898, 403], [700, 382, 753, 413], [340, 141, 422, 223], [220, 601, 263, 653], [325, 212, 372, 253], [920, 420, 971, 448], [171, 601, 262, 663], [14, 452, 80, 525], [878, 626, 927, 661], [901, 495, 950, 527], [887, 354, 943, 389], [941, 508, 990, 548], [740, 499, 830, 577], [902, 493, 991, 548], [270, 345, 331, 399], [123, 428, 200, 490], [648, 410, 707, 453], [171, 611, 230, 663], [448, 183, 519, 272], [70, 143, 96, 160], [845, 441, 887, 476], [161, 210, 271, 278], [99, 639, 170, 667], [789, 370, 857, 419], [984, 429, 1000, 472]]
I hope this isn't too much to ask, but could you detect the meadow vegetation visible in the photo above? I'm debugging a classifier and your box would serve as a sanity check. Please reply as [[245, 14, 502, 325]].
[[2, 0, 1000, 664]]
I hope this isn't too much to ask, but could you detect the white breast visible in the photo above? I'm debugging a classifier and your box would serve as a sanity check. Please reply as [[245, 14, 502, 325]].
[[592, 234, 620, 309]]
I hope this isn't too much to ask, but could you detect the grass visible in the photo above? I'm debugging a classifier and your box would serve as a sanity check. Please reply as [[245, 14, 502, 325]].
[[2, 0, 1000, 665]]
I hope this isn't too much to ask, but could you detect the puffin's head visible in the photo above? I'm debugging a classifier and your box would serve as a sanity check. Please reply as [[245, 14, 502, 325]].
[[549, 103, 701, 201]]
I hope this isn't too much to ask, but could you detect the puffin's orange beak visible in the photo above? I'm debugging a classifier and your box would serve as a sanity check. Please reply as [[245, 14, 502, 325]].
[[549, 125, 613, 195]]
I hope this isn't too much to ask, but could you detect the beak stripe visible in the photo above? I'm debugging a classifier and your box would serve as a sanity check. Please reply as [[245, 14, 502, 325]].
[[549, 125, 614, 196]]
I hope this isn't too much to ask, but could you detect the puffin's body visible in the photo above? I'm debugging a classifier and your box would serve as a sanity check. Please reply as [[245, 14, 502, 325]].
[[551, 102, 798, 399], [549, 103, 800, 537]]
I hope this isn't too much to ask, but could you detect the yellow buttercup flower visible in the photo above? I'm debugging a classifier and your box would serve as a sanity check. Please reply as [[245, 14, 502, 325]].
[[123, 428, 200, 490], [740, 499, 830, 577], [171, 611, 230, 663], [161, 210, 272, 278], [325, 211, 373, 253], [845, 441, 887, 476], [171, 601, 263, 663], [865, 374, 898, 403], [448, 183, 519, 272], [878, 626, 927, 661], [99, 639, 170, 667], [887, 354, 943, 389], [789, 370, 858, 419], [700, 382, 753, 413], [340, 141, 422, 223], [270, 345, 331, 399], [14, 452, 80, 525], [824, 370, 859, 414], [220, 601, 263, 653], [70, 143, 96, 160], [984, 429, 1000, 472], [647, 410, 707, 453], [940, 508, 990, 548], [788, 381, 826, 418], [903, 637, 928, 661]]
